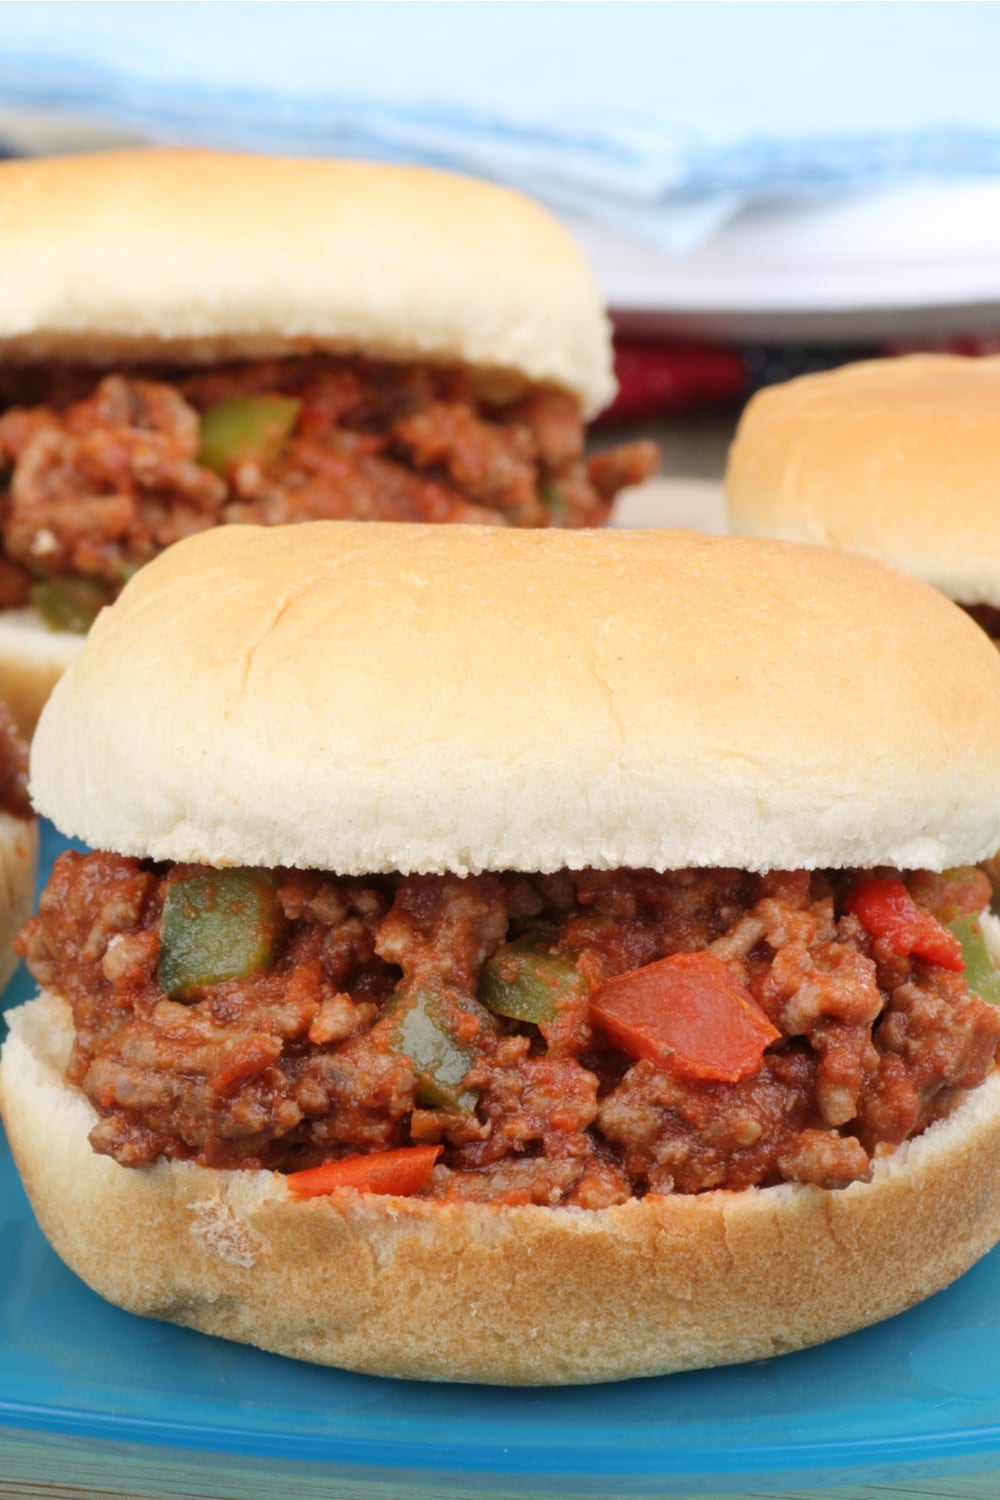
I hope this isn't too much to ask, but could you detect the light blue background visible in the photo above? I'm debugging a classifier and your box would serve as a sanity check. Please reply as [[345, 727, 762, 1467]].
[[1, 3, 999, 247]]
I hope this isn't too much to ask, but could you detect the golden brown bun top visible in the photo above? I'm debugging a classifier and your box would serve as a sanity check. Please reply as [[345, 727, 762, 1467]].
[[0, 148, 615, 414], [726, 354, 1000, 606], [30, 522, 1000, 876]]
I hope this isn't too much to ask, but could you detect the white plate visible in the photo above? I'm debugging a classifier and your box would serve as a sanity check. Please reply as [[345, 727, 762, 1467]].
[[611, 477, 727, 532], [5, 107, 999, 344], [567, 180, 1000, 341]]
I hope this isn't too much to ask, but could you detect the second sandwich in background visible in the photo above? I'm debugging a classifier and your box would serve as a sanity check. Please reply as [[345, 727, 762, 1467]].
[[0, 147, 658, 735], [725, 353, 1000, 640]]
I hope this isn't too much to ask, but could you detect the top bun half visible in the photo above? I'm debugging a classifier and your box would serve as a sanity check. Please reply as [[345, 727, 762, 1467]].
[[726, 354, 1000, 607], [30, 522, 1000, 876], [0, 148, 614, 416]]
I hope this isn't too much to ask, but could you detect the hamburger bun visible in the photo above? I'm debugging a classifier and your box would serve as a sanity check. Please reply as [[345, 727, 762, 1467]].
[[0, 147, 633, 736], [0, 812, 34, 994], [0, 148, 614, 414], [0, 608, 82, 739], [10, 522, 1000, 1384], [30, 522, 1000, 875], [725, 353, 1000, 608]]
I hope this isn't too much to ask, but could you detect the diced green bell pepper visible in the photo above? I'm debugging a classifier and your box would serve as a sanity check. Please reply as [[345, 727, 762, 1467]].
[[30, 576, 108, 634], [198, 396, 301, 474], [539, 479, 568, 521], [478, 937, 581, 1024], [157, 868, 286, 1001], [387, 986, 485, 1111], [947, 913, 1000, 1005]]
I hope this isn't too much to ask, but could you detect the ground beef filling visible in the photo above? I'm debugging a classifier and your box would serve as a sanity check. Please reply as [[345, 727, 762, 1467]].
[[0, 701, 30, 820], [0, 358, 659, 611], [18, 856, 1000, 1210], [962, 603, 1000, 642]]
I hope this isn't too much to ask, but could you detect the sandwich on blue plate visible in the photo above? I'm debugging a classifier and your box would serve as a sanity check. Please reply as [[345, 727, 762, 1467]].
[[5, 521, 1000, 1383]]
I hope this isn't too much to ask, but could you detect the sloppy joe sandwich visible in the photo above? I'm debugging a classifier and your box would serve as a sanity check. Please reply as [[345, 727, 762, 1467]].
[[725, 354, 1000, 638], [0, 700, 35, 994], [0, 147, 656, 735], [7, 521, 1000, 1384]]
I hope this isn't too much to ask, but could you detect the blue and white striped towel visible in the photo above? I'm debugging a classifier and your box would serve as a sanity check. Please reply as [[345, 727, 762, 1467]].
[[1, 3, 999, 251]]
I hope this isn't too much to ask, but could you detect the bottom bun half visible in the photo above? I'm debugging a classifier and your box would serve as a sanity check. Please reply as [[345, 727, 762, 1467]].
[[5, 989, 1000, 1385], [0, 610, 81, 738]]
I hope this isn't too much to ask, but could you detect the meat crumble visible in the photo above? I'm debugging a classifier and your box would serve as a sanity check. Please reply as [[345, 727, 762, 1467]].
[[0, 358, 659, 614], [18, 855, 1000, 1209], [0, 701, 30, 821], [962, 603, 1000, 641]]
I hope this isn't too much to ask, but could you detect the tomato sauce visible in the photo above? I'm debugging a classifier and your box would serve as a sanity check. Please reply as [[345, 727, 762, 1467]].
[[18, 856, 1000, 1207]]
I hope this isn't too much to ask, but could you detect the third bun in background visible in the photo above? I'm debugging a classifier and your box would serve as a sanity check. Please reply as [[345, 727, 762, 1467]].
[[725, 353, 1000, 633]]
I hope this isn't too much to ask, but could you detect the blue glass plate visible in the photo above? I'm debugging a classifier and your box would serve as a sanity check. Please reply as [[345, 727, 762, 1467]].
[[2, 823, 1000, 1495]]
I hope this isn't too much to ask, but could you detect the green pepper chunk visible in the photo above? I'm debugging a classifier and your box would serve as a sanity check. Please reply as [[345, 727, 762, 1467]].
[[198, 396, 302, 474], [30, 576, 108, 634], [478, 937, 581, 1024], [947, 913, 1000, 1005], [115, 558, 143, 586], [387, 986, 485, 1111], [539, 479, 568, 521], [157, 868, 286, 1001]]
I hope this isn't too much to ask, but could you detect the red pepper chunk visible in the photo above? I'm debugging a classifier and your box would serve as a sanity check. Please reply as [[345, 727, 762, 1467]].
[[588, 951, 780, 1083], [287, 1145, 442, 1200], [843, 878, 964, 972]]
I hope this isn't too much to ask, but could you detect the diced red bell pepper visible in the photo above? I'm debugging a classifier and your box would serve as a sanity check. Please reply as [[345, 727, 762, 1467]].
[[287, 1145, 442, 1200], [843, 878, 964, 972], [588, 951, 780, 1083]]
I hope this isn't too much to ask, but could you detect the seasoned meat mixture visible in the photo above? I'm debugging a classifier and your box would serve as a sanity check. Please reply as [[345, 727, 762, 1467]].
[[0, 358, 659, 615], [19, 856, 1000, 1208], [963, 603, 1000, 641], [0, 701, 30, 820]]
